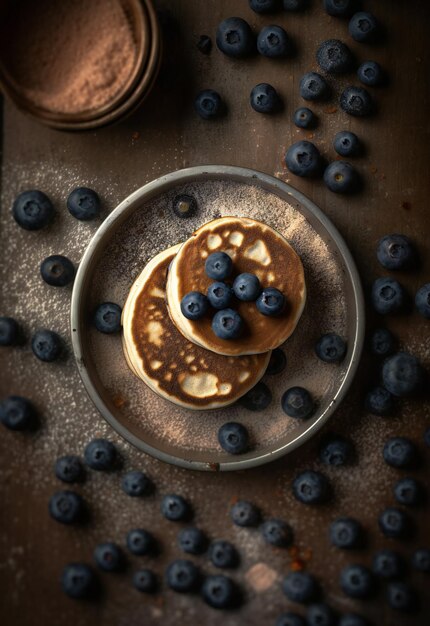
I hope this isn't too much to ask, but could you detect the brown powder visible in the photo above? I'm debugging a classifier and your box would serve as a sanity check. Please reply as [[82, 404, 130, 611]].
[[0, 0, 137, 114]]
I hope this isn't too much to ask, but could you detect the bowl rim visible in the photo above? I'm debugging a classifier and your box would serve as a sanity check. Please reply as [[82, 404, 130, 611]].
[[71, 165, 365, 471]]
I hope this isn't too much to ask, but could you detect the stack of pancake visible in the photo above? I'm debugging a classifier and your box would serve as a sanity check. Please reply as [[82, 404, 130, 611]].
[[122, 216, 306, 410]]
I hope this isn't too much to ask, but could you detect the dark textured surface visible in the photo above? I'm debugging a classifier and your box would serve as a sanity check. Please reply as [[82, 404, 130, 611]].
[[0, 1, 429, 625]]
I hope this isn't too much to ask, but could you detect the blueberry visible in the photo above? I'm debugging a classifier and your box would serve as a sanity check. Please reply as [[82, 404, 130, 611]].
[[285, 141, 322, 177], [333, 131, 361, 157], [365, 386, 394, 416], [40, 255, 75, 287], [212, 308, 243, 340], [292, 471, 329, 504], [283, 0, 309, 10], [357, 61, 384, 87], [250, 83, 281, 114], [324, 161, 359, 194], [266, 348, 287, 375], [161, 494, 190, 521], [315, 333, 347, 362], [49, 490, 84, 524], [282, 387, 314, 419], [319, 435, 353, 466], [61, 563, 95, 599], [377, 234, 416, 270], [197, 35, 212, 55], [378, 507, 409, 538], [216, 17, 255, 58], [194, 90, 224, 120], [306, 604, 336, 626], [218, 422, 249, 454], [323, 0, 360, 18], [0, 395, 36, 431], [369, 328, 396, 357], [201, 574, 236, 609], [412, 548, 430, 573], [330, 517, 362, 548], [180, 292, 209, 320], [340, 564, 374, 598], [121, 470, 151, 497], [382, 352, 424, 396], [126, 529, 154, 555], [173, 194, 198, 218], [94, 302, 122, 333], [84, 438, 117, 471], [240, 381, 272, 411], [257, 25, 292, 58], [294, 107, 316, 129], [283, 571, 318, 603], [394, 477, 422, 506], [383, 436, 416, 468], [67, 187, 100, 221], [349, 12, 379, 43], [178, 527, 208, 554], [261, 518, 292, 547], [0, 317, 20, 346], [230, 500, 260, 527], [233, 273, 261, 301], [316, 39, 354, 74], [133, 569, 157, 592], [425, 427, 430, 447], [249, 0, 280, 14], [340, 85, 373, 116], [386, 582, 416, 612], [372, 549, 404, 578], [12, 190, 54, 230], [256, 287, 285, 316], [276, 613, 306, 626], [166, 559, 199, 592], [415, 283, 430, 318], [55, 456, 83, 483], [205, 252, 233, 280], [339, 614, 369, 626], [207, 282, 233, 309], [31, 329, 62, 362], [94, 542, 122, 571], [299, 72, 330, 101], [371, 278, 405, 315], [209, 540, 238, 568]]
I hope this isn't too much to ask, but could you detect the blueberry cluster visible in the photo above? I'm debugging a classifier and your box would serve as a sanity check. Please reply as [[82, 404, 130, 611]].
[[180, 251, 285, 340]]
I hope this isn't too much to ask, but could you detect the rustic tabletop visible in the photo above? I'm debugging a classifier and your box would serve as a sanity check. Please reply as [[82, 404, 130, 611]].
[[0, 1, 429, 625]]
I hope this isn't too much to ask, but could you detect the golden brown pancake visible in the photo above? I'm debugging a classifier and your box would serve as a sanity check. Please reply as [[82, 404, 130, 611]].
[[122, 244, 271, 410], [166, 217, 306, 356]]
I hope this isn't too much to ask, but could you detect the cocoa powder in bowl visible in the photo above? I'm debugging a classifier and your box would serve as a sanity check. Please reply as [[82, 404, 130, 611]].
[[0, 0, 143, 117]]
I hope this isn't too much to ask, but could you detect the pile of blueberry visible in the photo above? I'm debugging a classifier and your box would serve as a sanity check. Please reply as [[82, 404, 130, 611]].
[[180, 250, 286, 340]]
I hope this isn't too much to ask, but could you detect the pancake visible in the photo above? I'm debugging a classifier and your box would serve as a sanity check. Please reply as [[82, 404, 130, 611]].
[[166, 217, 306, 356], [122, 244, 271, 410]]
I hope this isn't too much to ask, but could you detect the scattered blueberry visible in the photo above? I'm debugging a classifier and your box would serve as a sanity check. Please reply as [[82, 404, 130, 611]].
[[282, 387, 314, 419], [283, 571, 318, 603], [283, 0, 309, 10], [316, 39, 354, 74], [300, 72, 330, 101], [415, 283, 430, 319], [339, 614, 369, 626], [266, 348, 287, 375], [0, 317, 20, 346], [293, 471, 329, 504], [394, 477, 422, 506], [93, 302, 122, 333], [340, 85, 373, 116], [386, 582, 416, 612], [285, 141, 322, 177], [197, 35, 212, 55], [249, 0, 279, 13], [181, 292, 209, 321], [161, 494, 190, 521], [261, 518, 292, 547], [0, 395, 36, 431], [324, 161, 360, 194], [340, 564, 374, 598], [194, 90, 224, 120], [205, 252, 233, 280], [94, 542, 122, 571], [166, 559, 199, 592], [126, 529, 154, 555], [372, 549, 404, 579], [218, 422, 249, 454], [133, 569, 157, 592], [240, 381, 272, 411], [55, 456, 83, 483], [209, 540, 238, 568], [67, 187, 100, 221], [84, 439, 117, 471], [377, 234, 416, 270], [425, 427, 430, 447], [349, 12, 379, 43], [330, 517, 362, 549], [12, 190, 54, 230], [371, 278, 405, 315], [378, 507, 410, 539], [233, 273, 261, 301], [49, 490, 84, 524], [250, 83, 281, 114], [319, 435, 353, 466], [306, 604, 336, 626], [276, 612, 306, 626], [256, 287, 285, 316], [315, 333, 347, 362], [383, 437, 416, 468], [31, 329, 62, 362], [207, 282, 233, 309], [412, 548, 430, 573], [323, 0, 360, 18], [382, 352, 424, 396], [216, 17, 255, 58], [358, 61, 384, 87], [212, 308, 243, 340], [173, 194, 198, 218], [365, 387, 394, 416], [40, 255, 75, 287], [121, 470, 151, 497], [61, 563, 95, 599], [178, 527, 207, 554], [294, 107, 316, 129], [257, 25, 292, 58], [230, 500, 260, 527], [370, 328, 396, 357], [201, 574, 236, 609], [334, 131, 361, 157]]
